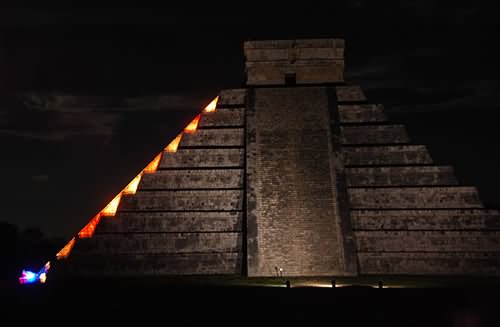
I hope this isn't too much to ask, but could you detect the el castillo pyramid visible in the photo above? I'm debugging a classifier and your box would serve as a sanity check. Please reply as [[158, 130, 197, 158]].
[[45, 38, 500, 279]]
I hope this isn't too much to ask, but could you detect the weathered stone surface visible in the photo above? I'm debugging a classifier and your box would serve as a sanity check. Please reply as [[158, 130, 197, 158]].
[[139, 169, 244, 189], [345, 166, 457, 186], [61, 253, 241, 275], [348, 187, 483, 209], [351, 209, 500, 230], [180, 128, 244, 147], [244, 47, 344, 62], [199, 108, 244, 127], [246, 61, 344, 85], [296, 47, 344, 60], [97, 212, 242, 233], [355, 231, 500, 252], [74, 232, 242, 254], [247, 86, 346, 277], [160, 149, 244, 168], [343, 145, 433, 166], [244, 48, 289, 61], [336, 86, 366, 102], [340, 125, 410, 144], [245, 62, 285, 85], [218, 89, 247, 106], [244, 39, 344, 49], [358, 252, 500, 275], [338, 104, 387, 123], [295, 62, 344, 84], [120, 190, 244, 211]]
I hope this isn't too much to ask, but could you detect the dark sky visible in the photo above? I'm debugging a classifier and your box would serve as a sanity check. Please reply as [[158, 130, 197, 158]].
[[1, 4, 500, 238]]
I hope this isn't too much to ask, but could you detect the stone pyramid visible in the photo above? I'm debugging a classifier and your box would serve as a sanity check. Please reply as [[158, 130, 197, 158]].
[[53, 38, 500, 278]]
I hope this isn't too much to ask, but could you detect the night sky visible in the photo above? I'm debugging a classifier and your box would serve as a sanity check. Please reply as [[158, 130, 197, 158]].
[[1, 4, 500, 239]]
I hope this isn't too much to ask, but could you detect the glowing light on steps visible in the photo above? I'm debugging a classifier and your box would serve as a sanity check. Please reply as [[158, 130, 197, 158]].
[[123, 173, 143, 194], [42, 94, 218, 268], [144, 153, 162, 173], [56, 237, 76, 260], [101, 193, 122, 216], [78, 214, 101, 238], [184, 114, 201, 133], [203, 96, 219, 113], [165, 133, 182, 153]]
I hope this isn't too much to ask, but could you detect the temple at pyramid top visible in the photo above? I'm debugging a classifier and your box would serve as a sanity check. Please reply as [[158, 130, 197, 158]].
[[244, 38, 345, 85]]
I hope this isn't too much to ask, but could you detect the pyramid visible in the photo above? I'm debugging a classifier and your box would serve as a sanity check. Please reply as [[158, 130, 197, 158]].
[[49, 38, 500, 279]]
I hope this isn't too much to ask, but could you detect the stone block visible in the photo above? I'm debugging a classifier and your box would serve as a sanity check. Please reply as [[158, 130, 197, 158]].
[[358, 252, 500, 275], [348, 186, 483, 209], [342, 145, 433, 166], [62, 253, 241, 275], [139, 169, 244, 189], [119, 190, 244, 211], [159, 149, 244, 168], [97, 211, 243, 233], [355, 230, 500, 252], [340, 125, 410, 144], [180, 128, 244, 147], [351, 209, 500, 230], [218, 89, 247, 106], [345, 166, 457, 186], [338, 104, 387, 123], [336, 86, 366, 102], [199, 108, 244, 127], [74, 232, 242, 254]]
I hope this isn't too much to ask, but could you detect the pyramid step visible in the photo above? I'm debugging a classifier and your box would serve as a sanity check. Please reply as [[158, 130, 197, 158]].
[[340, 125, 410, 144], [218, 89, 247, 106], [345, 166, 457, 187], [159, 149, 244, 168], [73, 232, 242, 254], [343, 145, 433, 166], [120, 190, 244, 211], [139, 169, 243, 190], [199, 108, 244, 127], [351, 209, 500, 230], [336, 85, 366, 102], [338, 104, 387, 123], [357, 252, 500, 275], [348, 186, 483, 209], [97, 212, 242, 233], [60, 253, 241, 275], [354, 230, 500, 252], [180, 128, 244, 147]]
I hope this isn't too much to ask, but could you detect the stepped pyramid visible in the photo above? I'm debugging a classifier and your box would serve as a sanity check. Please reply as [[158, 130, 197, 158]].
[[52, 38, 500, 278]]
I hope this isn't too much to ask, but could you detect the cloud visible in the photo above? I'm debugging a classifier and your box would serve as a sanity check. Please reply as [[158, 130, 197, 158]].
[[0, 93, 210, 142], [19, 93, 207, 113], [0, 110, 120, 141]]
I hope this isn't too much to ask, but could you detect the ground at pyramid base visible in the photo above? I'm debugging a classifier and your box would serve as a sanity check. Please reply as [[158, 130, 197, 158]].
[[38, 38, 500, 282]]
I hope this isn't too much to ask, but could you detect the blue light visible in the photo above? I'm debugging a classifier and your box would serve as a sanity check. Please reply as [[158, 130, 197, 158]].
[[19, 270, 37, 284], [19, 261, 51, 285]]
